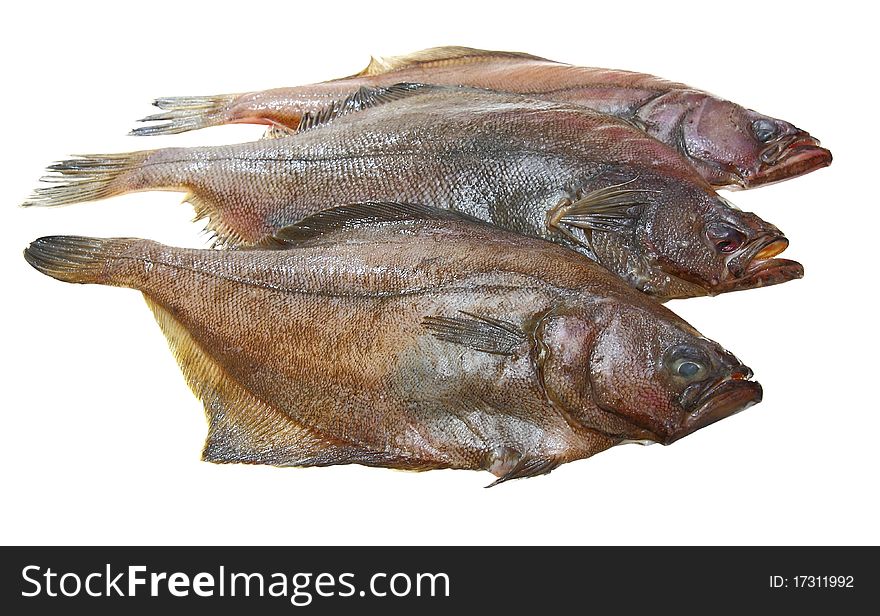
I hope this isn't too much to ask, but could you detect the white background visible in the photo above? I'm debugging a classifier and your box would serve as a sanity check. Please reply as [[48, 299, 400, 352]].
[[2, 0, 876, 546]]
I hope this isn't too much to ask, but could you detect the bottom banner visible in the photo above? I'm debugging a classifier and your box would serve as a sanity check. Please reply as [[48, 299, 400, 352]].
[[1, 546, 874, 613]]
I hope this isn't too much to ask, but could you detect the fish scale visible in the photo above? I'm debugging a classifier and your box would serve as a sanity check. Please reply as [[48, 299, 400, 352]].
[[132, 45, 831, 190], [22, 204, 764, 483], [25, 85, 802, 300]]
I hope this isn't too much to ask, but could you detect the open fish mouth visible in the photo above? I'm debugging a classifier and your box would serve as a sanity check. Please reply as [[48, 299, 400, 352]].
[[666, 373, 763, 444], [716, 234, 804, 294], [747, 132, 832, 188]]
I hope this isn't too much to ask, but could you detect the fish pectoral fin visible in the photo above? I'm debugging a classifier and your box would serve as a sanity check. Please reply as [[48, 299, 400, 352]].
[[422, 311, 526, 356], [548, 179, 651, 234], [486, 454, 561, 487], [260, 202, 484, 247], [355, 46, 549, 76], [145, 297, 359, 467], [296, 83, 439, 133]]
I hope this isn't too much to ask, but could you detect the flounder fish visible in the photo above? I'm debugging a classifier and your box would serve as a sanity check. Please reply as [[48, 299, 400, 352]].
[[133, 46, 831, 190], [23, 204, 763, 484], [26, 85, 802, 300]]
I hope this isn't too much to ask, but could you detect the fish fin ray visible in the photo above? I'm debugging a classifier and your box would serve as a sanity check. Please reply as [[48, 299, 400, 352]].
[[260, 202, 483, 247], [356, 46, 548, 76], [130, 94, 239, 136], [422, 311, 526, 356], [486, 455, 561, 487], [22, 152, 153, 208], [23, 152, 250, 247], [261, 123, 298, 139], [295, 83, 439, 133], [554, 180, 652, 234], [185, 192, 248, 248], [145, 297, 368, 467], [23, 235, 132, 285]]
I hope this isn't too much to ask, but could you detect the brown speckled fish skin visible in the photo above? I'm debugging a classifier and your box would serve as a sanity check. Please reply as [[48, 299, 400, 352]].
[[26, 86, 802, 300], [22, 205, 762, 482], [134, 46, 831, 190]]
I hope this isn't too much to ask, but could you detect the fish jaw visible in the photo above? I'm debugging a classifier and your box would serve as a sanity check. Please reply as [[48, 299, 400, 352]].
[[725, 257, 805, 293], [639, 227, 803, 297], [665, 377, 763, 445], [713, 234, 804, 295], [744, 133, 832, 189]]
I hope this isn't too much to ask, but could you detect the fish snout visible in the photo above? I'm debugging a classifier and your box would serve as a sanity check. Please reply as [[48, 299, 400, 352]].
[[677, 380, 763, 442], [716, 230, 803, 293], [748, 130, 832, 188], [725, 233, 785, 277], [668, 362, 763, 444], [729, 364, 753, 381]]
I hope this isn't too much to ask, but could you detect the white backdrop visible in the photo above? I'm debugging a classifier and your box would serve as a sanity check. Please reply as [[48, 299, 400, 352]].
[[2, 0, 875, 545]]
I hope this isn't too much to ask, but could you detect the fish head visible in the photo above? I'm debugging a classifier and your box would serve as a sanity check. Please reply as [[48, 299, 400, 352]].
[[606, 184, 804, 298], [537, 302, 762, 444], [679, 97, 831, 189]]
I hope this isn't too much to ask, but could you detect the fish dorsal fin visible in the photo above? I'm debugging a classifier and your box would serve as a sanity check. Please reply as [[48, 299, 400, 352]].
[[422, 311, 527, 356], [144, 297, 368, 466], [257, 202, 483, 247], [357, 46, 549, 76], [296, 83, 440, 133]]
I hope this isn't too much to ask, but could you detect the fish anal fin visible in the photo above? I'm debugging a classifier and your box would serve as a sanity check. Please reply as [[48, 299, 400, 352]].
[[186, 192, 248, 248], [144, 297, 354, 466], [422, 311, 526, 356], [296, 83, 438, 133], [356, 46, 549, 76], [261, 122, 298, 139]]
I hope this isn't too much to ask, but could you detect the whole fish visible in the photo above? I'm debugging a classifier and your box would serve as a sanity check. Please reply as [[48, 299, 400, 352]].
[[23, 204, 763, 483], [25, 85, 802, 301], [133, 46, 832, 190]]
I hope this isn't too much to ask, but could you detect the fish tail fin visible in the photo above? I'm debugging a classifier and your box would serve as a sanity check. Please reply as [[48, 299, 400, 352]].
[[130, 94, 239, 136], [22, 151, 156, 208], [23, 148, 253, 247], [23, 235, 135, 285]]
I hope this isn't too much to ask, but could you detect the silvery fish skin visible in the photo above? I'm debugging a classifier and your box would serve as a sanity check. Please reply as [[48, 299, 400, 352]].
[[22, 204, 763, 483], [26, 85, 802, 301], [133, 46, 832, 190]]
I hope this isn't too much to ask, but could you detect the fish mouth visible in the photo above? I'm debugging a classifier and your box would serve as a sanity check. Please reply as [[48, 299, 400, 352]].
[[666, 374, 763, 444], [747, 133, 832, 188], [715, 234, 804, 294]]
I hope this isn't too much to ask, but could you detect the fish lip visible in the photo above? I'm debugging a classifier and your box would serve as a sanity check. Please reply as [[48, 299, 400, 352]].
[[746, 133, 832, 188], [714, 235, 804, 294], [665, 377, 763, 444]]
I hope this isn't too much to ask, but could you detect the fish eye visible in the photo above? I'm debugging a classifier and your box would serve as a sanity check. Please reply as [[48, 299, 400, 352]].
[[706, 222, 747, 254], [676, 361, 702, 378], [663, 344, 710, 382], [752, 118, 779, 143]]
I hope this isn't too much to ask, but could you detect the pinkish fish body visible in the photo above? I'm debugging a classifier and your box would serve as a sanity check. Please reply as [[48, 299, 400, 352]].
[[134, 46, 831, 189]]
